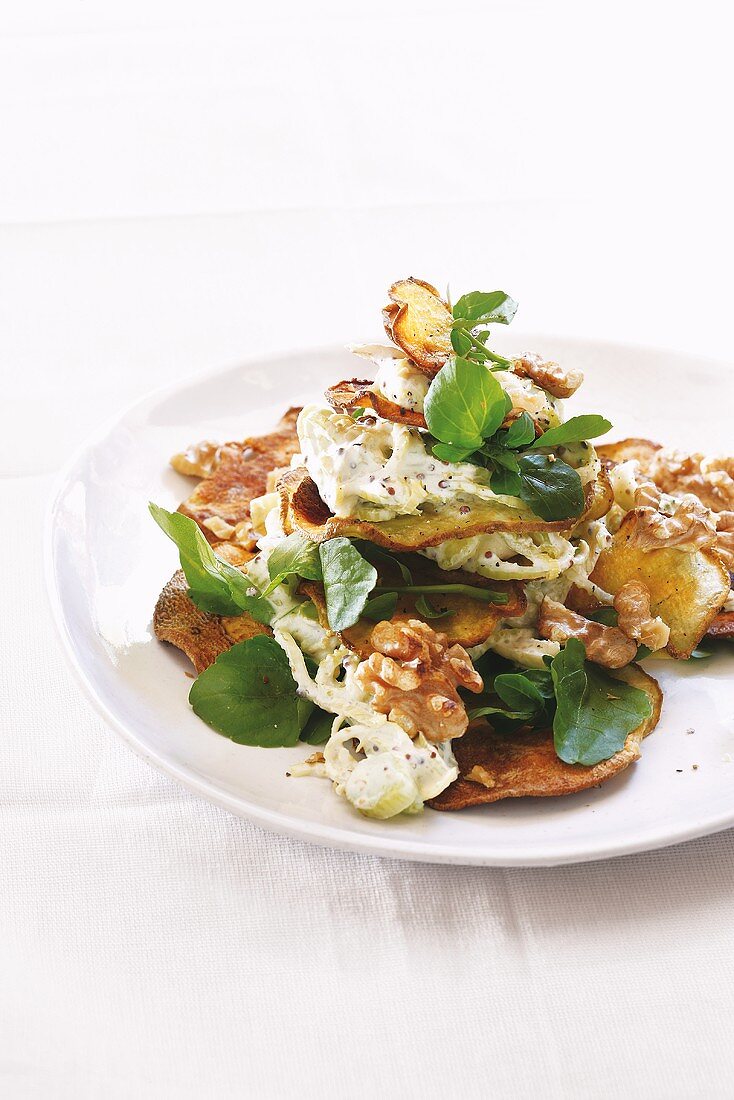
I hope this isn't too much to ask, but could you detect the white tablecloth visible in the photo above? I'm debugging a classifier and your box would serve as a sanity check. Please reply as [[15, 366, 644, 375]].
[[4, 2, 734, 1096]]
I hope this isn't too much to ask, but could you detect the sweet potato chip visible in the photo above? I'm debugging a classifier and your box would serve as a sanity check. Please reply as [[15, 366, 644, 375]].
[[278, 467, 599, 550], [178, 407, 301, 544], [324, 379, 427, 428], [153, 570, 268, 672], [300, 553, 525, 654], [429, 663, 662, 809], [382, 278, 453, 375], [590, 510, 730, 658]]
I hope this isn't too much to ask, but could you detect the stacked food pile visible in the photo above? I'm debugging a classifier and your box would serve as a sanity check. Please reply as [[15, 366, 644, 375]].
[[150, 280, 732, 819]]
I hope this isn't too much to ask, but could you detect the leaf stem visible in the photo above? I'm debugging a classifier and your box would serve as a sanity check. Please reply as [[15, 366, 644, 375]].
[[454, 325, 512, 368], [373, 584, 509, 605]]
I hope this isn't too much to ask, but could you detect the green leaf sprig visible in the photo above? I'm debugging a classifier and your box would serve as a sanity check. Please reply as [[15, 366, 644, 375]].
[[450, 290, 518, 370], [189, 634, 333, 747], [149, 504, 273, 622], [467, 639, 651, 765], [264, 532, 322, 594], [263, 535, 508, 632], [550, 638, 652, 765], [423, 351, 612, 521]]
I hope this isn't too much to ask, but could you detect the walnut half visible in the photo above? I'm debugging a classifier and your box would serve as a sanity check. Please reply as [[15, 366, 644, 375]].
[[170, 439, 223, 479], [715, 511, 734, 572], [538, 597, 638, 668], [645, 449, 734, 514], [512, 353, 583, 399], [626, 497, 717, 553], [353, 619, 483, 744], [613, 581, 670, 652]]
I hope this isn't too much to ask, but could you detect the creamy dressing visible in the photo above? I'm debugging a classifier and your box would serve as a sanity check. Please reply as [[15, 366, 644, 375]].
[[245, 554, 337, 663], [466, 519, 612, 667], [325, 723, 457, 818], [297, 404, 529, 521], [297, 404, 602, 523], [420, 530, 576, 581], [354, 348, 562, 426], [276, 628, 458, 817], [496, 369, 562, 430], [372, 356, 429, 412]]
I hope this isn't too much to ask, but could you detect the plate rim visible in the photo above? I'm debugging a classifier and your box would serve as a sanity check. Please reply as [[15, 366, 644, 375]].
[[44, 338, 734, 867]]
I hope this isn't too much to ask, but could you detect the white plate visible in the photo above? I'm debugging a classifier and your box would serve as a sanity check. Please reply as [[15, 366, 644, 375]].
[[46, 337, 734, 866]]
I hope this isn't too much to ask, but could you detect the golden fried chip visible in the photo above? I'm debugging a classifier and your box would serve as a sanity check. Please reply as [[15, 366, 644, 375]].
[[429, 663, 662, 809], [597, 437, 661, 467], [278, 467, 597, 550], [577, 466, 614, 523], [382, 278, 452, 375], [590, 510, 730, 658], [325, 379, 427, 428], [178, 407, 301, 543], [153, 570, 268, 672], [300, 554, 525, 655]]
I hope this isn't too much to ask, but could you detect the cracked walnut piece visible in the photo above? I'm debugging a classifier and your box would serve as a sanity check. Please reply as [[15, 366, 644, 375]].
[[641, 449, 734, 514], [512, 353, 583, 399], [627, 496, 717, 553], [538, 597, 638, 668], [613, 581, 670, 652], [170, 439, 223, 479], [715, 511, 734, 572], [353, 619, 483, 744]]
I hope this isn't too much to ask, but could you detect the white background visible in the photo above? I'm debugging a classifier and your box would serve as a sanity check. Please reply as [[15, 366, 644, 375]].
[[3, 1, 734, 1096]]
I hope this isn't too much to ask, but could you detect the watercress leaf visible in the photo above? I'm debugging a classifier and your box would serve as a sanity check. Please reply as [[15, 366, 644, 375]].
[[415, 594, 453, 619], [189, 635, 302, 746], [355, 542, 413, 584], [373, 583, 508, 605], [149, 503, 272, 622], [296, 694, 314, 729], [483, 445, 520, 472], [468, 705, 533, 723], [319, 538, 378, 631], [150, 502, 240, 614], [424, 358, 507, 448], [517, 454, 585, 521], [530, 414, 612, 450], [521, 666, 556, 699], [499, 411, 536, 449], [299, 706, 334, 745], [452, 291, 518, 327], [493, 673, 547, 714], [265, 532, 322, 594], [490, 465, 523, 497], [362, 591, 399, 622], [450, 327, 472, 356], [589, 607, 619, 626], [433, 441, 481, 464], [550, 638, 652, 765], [471, 649, 516, 685]]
